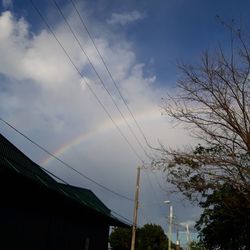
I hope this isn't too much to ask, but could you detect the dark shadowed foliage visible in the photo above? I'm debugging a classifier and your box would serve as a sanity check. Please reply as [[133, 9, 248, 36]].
[[196, 184, 250, 250]]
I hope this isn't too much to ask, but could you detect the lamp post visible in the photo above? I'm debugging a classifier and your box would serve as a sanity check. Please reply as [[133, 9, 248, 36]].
[[186, 223, 191, 250], [176, 229, 180, 250], [164, 201, 173, 250]]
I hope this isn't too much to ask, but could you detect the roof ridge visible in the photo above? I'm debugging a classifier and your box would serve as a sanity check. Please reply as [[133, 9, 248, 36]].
[[0, 133, 128, 227]]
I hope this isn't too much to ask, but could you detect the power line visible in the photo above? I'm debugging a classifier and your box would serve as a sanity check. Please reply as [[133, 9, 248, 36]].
[[29, 0, 143, 163], [27, 0, 161, 226], [1, 151, 69, 186], [51, 0, 150, 160], [111, 210, 133, 225], [1, 142, 132, 225], [139, 203, 149, 225], [141, 167, 163, 208], [68, 0, 153, 154], [0, 117, 134, 201], [152, 170, 167, 192], [40, 165, 69, 184], [144, 168, 160, 199]]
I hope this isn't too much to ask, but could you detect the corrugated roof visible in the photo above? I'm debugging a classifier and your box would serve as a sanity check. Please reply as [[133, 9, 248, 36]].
[[0, 134, 128, 226], [0, 134, 60, 192], [58, 183, 111, 215]]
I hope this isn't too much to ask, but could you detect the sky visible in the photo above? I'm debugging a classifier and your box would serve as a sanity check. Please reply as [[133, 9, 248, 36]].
[[1, 0, 250, 246]]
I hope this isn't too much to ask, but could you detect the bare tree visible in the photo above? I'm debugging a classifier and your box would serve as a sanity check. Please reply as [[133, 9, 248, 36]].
[[152, 22, 250, 201]]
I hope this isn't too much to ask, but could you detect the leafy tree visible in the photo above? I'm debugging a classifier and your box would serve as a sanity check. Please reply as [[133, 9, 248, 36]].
[[137, 224, 167, 250], [152, 21, 250, 201], [190, 241, 207, 250], [152, 20, 250, 249], [109, 227, 132, 250], [196, 184, 250, 249], [109, 224, 176, 250]]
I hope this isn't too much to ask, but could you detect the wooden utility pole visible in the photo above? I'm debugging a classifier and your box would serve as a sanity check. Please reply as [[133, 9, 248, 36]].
[[131, 167, 140, 250]]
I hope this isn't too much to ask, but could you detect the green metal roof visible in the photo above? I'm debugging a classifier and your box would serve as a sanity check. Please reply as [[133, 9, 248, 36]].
[[58, 183, 111, 215], [0, 134, 61, 195], [0, 134, 128, 226]]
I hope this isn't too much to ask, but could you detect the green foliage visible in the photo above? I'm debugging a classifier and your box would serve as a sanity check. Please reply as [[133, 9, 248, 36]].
[[137, 224, 167, 250], [109, 227, 132, 250], [190, 241, 207, 250], [196, 184, 250, 250], [109, 224, 174, 250]]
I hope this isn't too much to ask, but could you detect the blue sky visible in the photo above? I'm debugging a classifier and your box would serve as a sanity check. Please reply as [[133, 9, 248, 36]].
[[4, 0, 250, 86], [0, 0, 250, 246]]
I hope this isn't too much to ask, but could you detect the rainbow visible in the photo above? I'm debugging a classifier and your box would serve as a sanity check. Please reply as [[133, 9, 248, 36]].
[[41, 108, 163, 166]]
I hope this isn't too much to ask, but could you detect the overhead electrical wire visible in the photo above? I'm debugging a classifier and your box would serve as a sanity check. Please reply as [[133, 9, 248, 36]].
[[1, 151, 68, 186], [50, 4, 167, 215], [41, 165, 69, 184], [27, 2, 159, 217], [0, 117, 134, 202], [139, 203, 149, 225], [142, 168, 161, 202], [28, 0, 168, 224], [1, 137, 132, 224], [140, 167, 164, 221], [152, 170, 167, 192], [111, 210, 133, 225], [1, 1, 170, 226], [30, 1, 165, 211], [51, 0, 150, 160], [29, 0, 143, 163], [68, 0, 153, 152]]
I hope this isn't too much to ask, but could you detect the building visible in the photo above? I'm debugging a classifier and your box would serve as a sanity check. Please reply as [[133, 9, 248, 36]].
[[0, 134, 128, 250]]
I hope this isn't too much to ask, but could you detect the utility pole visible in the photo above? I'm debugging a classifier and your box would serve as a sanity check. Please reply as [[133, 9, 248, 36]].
[[186, 224, 191, 250], [168, 205, 173, 250], [176, 229, 180, 250], [131, 167, 141, 250]]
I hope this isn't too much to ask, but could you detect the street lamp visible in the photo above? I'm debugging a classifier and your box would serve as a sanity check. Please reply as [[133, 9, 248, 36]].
[[164, 201, 173, 250], [164, 200, 171, 204]]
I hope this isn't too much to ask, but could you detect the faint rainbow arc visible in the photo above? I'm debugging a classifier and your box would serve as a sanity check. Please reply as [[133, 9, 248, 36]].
[[41, 108, 161, 166]]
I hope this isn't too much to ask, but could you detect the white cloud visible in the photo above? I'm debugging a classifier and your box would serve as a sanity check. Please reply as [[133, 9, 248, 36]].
[[107, 10, 146, 26], [0, 9, 158, 135], [0, 6, 199, 232], [0, 11, 81, 89]]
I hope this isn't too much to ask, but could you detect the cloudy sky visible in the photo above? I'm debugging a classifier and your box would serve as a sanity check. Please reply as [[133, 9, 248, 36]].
[[1, 0, 250, 245]]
